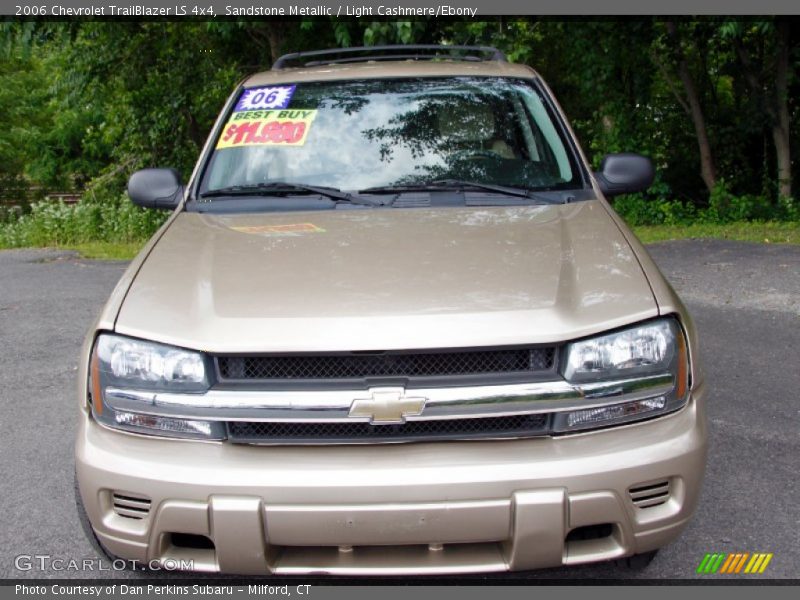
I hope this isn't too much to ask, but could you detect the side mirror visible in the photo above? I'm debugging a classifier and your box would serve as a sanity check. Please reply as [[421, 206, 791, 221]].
[[127, 168, 184, 210], [594, 153, 655, 197]]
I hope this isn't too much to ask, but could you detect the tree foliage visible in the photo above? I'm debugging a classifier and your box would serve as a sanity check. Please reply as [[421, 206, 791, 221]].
[[1, 18, 798, 222]]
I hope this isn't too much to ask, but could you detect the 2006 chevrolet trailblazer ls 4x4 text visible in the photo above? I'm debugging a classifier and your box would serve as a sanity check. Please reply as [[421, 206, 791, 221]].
[[75, 45, 707, 576]]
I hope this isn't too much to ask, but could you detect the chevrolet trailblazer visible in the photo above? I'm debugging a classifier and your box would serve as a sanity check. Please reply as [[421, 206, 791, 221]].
[[75, 45, 707, 575]]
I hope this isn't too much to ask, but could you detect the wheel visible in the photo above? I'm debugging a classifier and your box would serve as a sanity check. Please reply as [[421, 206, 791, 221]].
[[615, 549, 659, 570]]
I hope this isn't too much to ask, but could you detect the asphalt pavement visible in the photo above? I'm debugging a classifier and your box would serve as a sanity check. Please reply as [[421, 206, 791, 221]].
[[0, 239, 798, 581]]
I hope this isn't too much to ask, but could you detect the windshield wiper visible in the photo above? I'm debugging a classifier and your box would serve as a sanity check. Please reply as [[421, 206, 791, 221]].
[[200, 182, 383, 207], [359, 179, 562, 203]]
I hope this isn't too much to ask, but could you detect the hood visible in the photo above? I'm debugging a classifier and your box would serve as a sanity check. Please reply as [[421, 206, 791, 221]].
[[115, 201, 657, 352]]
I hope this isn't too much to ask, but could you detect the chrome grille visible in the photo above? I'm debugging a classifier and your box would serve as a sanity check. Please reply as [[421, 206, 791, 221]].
[[227, 413, 550, 444], [217, 347, 555, 381]]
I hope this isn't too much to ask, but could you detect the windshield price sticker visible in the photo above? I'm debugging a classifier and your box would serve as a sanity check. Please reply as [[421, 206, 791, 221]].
[[234, 86, 296, 112], [216, 110, 317, 148]]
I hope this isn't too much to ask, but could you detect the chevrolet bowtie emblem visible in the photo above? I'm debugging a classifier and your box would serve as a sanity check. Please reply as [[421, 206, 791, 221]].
[[349, 388, 427, 425]]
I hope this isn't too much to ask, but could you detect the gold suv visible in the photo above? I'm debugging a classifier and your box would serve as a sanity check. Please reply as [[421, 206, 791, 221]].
[[75, 45, 707, 576]]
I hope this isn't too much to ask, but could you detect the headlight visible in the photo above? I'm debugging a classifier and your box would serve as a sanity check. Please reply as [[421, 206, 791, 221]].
[[89, 333, 224, 440], [97, 334, 209, 391], [554, 318, 689, 432]]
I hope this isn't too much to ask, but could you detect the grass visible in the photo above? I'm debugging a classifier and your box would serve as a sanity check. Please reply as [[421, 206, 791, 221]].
[[63, 241, 145, 260], [632, 221, 800, 245]]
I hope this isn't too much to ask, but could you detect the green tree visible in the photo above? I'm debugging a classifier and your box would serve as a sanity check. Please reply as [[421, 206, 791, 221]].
[[722, 19, 795, 200]]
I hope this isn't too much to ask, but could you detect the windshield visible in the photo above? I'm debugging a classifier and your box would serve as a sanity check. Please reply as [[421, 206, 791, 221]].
[[200, 77, 584, 194]]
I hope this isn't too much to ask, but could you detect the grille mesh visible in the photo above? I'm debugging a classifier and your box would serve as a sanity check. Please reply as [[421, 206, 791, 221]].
[[217, 347, 555, 381], [227, 413, 549, 444]]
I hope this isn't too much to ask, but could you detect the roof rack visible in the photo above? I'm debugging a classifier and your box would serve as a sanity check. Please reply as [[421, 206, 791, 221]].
[[272, 45, 507, 70]]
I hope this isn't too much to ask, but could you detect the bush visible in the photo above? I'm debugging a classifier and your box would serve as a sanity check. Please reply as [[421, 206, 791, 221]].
[[778, 196, 800, 221], [0, 194, 168, 248], [612, 182, 799, 227], [701, 185, 774, 223], [612, 195, 696, 226]]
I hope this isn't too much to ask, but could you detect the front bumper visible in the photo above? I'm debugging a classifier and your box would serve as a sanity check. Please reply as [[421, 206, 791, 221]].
[[75, 385, 707, 576]]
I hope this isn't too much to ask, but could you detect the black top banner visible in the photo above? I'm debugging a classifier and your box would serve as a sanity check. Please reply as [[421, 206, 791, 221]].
[[6, 0, 800, 17]]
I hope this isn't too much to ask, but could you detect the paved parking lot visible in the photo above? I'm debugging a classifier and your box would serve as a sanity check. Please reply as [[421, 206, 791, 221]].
[[0, 239, 797, 580]]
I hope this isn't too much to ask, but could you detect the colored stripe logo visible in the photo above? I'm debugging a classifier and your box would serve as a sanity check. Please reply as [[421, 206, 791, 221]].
[[696, 552, 773, 574]]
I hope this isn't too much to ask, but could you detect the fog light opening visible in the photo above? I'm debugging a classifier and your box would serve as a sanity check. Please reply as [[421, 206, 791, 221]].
[[565, 523, 614, 543], [168, 532, 215, 550], [564, 523, 626, 564]]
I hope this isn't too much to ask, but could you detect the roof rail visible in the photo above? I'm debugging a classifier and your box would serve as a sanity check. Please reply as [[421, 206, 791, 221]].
[[272, 45, 507, 70]]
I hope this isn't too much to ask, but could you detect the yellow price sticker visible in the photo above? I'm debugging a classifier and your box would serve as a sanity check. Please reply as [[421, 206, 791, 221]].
[[216, 109, 317, 149]]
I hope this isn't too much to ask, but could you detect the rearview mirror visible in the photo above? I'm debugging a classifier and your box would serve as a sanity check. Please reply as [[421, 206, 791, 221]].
[[594, 153, 655, 197], [127, 168, 184, 210]]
